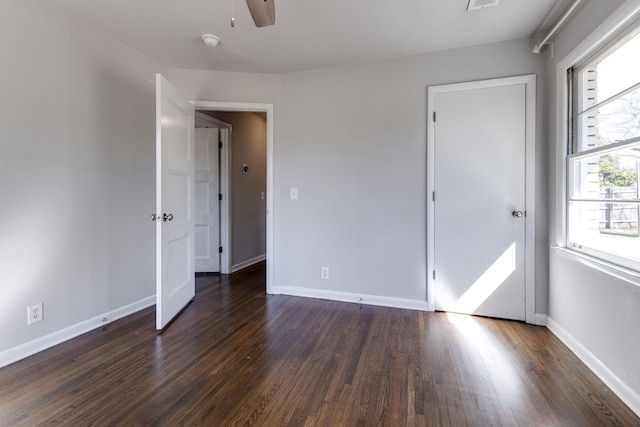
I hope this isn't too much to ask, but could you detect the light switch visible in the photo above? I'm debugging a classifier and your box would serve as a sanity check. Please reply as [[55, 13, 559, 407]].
[[290, 187, 298, 200]]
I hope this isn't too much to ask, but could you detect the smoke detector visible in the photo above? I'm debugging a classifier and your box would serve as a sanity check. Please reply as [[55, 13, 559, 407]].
[[467, 0, 500, 11], [202, 34, 220, 47]]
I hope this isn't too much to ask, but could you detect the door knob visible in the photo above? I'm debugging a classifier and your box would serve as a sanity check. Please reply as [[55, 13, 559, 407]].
[[163, 213, 174, 222], [512, 210, 524, 218], [151, 213, 160, 222]]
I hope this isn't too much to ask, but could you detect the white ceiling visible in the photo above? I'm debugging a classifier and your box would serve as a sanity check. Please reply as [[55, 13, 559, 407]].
[[40, 0, 568, 74]]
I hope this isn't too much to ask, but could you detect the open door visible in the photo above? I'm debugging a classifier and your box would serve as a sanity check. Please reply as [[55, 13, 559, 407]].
[[155, 74, 195, 330]]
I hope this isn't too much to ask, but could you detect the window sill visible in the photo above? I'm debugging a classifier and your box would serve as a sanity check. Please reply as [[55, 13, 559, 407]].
[[552, 246, 640, 286]]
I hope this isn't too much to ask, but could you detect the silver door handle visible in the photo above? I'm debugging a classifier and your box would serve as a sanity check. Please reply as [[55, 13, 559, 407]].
[[163, 213, 174, 222], [151, 213, 160, 222], [512, 210, 524, 218]]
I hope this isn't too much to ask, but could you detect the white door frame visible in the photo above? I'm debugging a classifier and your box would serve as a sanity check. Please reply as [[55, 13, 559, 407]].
[[192, 101, 274, 295], [194, 112, 231, 274], [426, 75, 536, 324]]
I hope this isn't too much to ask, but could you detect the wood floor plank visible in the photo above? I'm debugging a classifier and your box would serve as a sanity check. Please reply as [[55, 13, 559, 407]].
[[1, 262, 639, 426]]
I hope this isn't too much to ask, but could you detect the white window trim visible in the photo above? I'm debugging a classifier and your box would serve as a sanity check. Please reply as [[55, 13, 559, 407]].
[[554, 0, 640, 269], [568, 136, 640, 161]]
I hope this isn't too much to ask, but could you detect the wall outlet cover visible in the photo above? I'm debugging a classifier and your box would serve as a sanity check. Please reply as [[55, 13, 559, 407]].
[[27, 302, 43, 325]]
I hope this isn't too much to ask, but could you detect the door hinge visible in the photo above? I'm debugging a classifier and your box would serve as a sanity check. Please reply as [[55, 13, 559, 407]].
[[432, 191, 435, 202], [219, 246, 223, 253], [433, 270, 436, 280], [433, 111, 436, 122], [219, 193, 222, 201], [219, 141, 222, 149]]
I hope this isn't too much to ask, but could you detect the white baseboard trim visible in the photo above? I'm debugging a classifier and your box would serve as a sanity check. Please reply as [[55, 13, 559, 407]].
[[0, 295, 155, 369], [231, 254, 266, 273], [534, 313, 548, 326], [547, 317, 640, 417], [275, 286, 430, 312]]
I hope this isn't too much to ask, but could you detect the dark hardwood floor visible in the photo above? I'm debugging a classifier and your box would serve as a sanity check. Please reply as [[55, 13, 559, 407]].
[[1, 262, 638, 426]]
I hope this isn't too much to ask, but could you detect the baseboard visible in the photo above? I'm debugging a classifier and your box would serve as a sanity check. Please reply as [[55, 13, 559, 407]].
[[0, 295, 155, 369], [547, 317, 640, 417], [231, 254, 266, 273], [534, 313, 548, 326], [275, 286, 430, 312]]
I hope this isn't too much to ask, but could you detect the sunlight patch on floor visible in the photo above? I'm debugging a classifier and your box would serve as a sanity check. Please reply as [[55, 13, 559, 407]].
[[446, 312, 525, 399]]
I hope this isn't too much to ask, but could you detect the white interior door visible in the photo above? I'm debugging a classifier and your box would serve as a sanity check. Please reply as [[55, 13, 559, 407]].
[[432, 81, 528, 321], [194, 127, 220, 273], [155, 74, 195, 330]]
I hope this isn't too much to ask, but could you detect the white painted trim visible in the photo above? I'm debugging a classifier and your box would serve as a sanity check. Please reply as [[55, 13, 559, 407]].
[[0, 296, 155, 369], [426, 88, 436, 312], [547, 317, 640, 417], [553, 65, 569, 248], [194, 111, 232, 274], [554, 1, 640, 249], [231, 254, 267, 273], [427, 75, 537, 323], [524, 76, 537, 326], [534, 313, 548, 326], [557, 0, 640, 71], [276, 286, 430, 312], [191, 101, 274, 294], [195, 111, 230, 129], [220, 127, 231, 274], [553, 246, 640, 285]]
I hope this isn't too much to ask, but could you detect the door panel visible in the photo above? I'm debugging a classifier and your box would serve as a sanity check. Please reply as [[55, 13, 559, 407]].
[[434, 83, 526, 321], [194, 127, 220, 272], [156, 74, 195, 330]]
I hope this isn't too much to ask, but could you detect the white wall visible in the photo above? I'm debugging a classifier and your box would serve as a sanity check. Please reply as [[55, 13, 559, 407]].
[[276, 38, 549, 309], [171, 40, 548, 311], [0, 0, 165, 364], [208, 112, 267, 269], [167, 69, 282, 105], [546, 0, 640, 415], [0, 3, 552, 365]]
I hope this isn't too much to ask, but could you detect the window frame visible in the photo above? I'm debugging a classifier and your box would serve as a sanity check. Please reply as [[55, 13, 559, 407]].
[[566, 23, 640, 272]]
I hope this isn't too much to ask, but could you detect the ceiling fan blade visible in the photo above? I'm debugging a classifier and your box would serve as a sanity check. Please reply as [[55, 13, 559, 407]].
[[245, 0, 275, 27]]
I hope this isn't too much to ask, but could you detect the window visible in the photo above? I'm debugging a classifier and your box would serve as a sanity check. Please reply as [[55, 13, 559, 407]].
[[568, 28, 640, 270]]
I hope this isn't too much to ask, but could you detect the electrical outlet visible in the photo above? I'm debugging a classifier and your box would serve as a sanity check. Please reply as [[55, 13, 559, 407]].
[[290, 187, 298, 200], [320, 267, 329, 280], [27, 303, 43, 325]]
